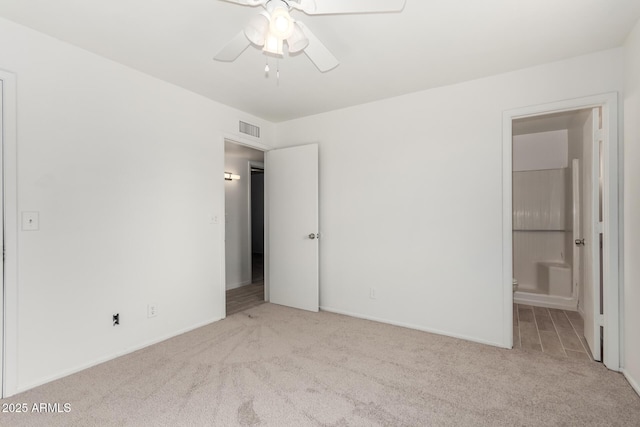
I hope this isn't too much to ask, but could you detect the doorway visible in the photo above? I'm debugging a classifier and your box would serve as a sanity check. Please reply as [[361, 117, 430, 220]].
[[511, 108, 597, 360], [224, 140, 266, 315], [221, 139, 321, 316], [250, 163, 265, 284], [502, 93, 620, 370]]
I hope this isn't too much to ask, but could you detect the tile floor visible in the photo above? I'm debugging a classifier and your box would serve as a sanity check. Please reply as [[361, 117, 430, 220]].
[[225, 281, 265, 316], [224, 253, 265, 316], [513, 304, 593, 361]]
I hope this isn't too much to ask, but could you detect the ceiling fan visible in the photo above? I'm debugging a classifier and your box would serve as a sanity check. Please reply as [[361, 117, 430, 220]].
[[214, 0, 406, 72]]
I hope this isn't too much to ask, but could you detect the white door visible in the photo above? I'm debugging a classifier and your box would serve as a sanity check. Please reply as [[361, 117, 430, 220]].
[[582, 108, 602, 361], [266, 144, 319, 312], [572, 159, 581, 302]]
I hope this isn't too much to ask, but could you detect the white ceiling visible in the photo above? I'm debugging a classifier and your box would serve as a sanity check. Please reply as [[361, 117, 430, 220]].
[[1, 0, 639, 122]]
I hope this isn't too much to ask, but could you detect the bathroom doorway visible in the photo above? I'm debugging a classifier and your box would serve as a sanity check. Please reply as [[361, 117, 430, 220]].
[[502, 93, 620, 370], [511, 108, 592, 311], [511, 108, 597, 361]]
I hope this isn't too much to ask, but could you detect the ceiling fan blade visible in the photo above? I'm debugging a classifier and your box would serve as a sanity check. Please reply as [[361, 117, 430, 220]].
[[214, 31, 251, 62], [219, 0, 265, 6], [296, 22, 339, 72], [296, 0, 405, 15]]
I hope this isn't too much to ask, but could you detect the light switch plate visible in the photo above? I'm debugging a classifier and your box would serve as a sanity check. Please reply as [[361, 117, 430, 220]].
[[22, 211, 39, 231]]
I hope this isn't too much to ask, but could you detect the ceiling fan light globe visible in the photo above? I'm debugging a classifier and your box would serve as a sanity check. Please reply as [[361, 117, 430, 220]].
[[274, 16, 289, 32], [263, 32, 284, 56], [286, 23, 309, 53], [244, 12, 270, 46], [269, 7, 295, 39]]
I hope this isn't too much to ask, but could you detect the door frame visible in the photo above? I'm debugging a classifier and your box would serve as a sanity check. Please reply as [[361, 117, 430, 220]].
[[572, 158, 582, 308], [0, 69, 18, 397], [247, 161, 265, 291], [220, 134, 271, 317], [502, 93, 620, 370]]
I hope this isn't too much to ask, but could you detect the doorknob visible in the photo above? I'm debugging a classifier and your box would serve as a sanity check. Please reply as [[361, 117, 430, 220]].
[[575, 238, 585, 246], [308, 233, 317, 240]]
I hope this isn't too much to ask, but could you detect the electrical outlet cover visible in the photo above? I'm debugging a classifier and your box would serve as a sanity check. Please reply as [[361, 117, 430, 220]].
[[147, 304, 158, 318], [22, 211, 40, 231]]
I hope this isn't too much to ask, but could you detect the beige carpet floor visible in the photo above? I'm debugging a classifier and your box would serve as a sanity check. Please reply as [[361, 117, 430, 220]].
[[1, 303, 639, 426]]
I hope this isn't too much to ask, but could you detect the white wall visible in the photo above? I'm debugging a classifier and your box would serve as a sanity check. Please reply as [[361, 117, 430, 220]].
[[513, 169, 566, 231], [567, 115, 586, 310], [512, 130, 568, 172], [0, 17, 274, 394], [580, 108, 597, 322], [275, 48, 624, 347], [1, 10, 635, 396], [512, 169, 567, 293], [224, 156, 251, 290], [623, 18, 640, 395]]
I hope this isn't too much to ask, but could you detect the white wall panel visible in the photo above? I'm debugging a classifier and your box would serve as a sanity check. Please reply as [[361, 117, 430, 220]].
[[623, 18, 640, 394], [224, 155, 251, 290], [513, 130, 568, 171], [513, 231, 567, 292], [0, 17, 275, 394], [513, 169, 566, 231], [275, 47, 624, 347], [567, 117, 587, 309]]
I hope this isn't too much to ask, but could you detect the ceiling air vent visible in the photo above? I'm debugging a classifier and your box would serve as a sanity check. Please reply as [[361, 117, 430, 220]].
[[239, 121, 260, 138]]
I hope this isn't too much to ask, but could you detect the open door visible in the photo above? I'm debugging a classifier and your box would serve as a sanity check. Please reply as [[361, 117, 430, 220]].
[[581, 108, 603, 361], [266, 144, 319, 312], [572, 159, 581, 304]]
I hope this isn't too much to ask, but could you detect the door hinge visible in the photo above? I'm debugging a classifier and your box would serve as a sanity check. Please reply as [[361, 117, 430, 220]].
[[597, 314, 605, 327], [594, 129, 603, 141]]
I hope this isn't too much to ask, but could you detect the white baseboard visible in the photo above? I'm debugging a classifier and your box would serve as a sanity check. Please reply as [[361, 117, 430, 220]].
[[226, 280, 252, 291], [320, 306, 506, 349], [13, 316, 223, 396], [622, 369, 640, 398], [514, 291, 578, 311]]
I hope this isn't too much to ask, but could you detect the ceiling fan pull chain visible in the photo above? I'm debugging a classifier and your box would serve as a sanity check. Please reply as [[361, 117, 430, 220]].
[[265, 58, 270, 75]]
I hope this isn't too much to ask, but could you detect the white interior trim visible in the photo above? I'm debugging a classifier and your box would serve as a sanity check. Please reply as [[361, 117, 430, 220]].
[[0, 69, 18, 397], [601, 97, 621, 370], [503, 93, 620, 370], [247, 160, 264, 293], [222, 132, 272, 153], [514, 291, 578, 311], [502, 110, 514, 349]]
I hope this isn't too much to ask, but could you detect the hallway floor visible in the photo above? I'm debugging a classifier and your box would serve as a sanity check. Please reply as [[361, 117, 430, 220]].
[[513, 304, 594, 361], [225, 253, 265, 316], [226, 281, 265, 316]]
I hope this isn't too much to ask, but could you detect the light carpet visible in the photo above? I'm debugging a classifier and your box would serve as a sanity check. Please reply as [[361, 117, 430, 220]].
[[1, 303, 639, 426]]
